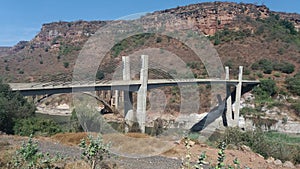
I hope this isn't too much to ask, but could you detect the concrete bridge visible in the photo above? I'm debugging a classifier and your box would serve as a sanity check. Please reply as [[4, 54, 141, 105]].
[[9, 55, 259, 133], [9, 79, 258, 96]]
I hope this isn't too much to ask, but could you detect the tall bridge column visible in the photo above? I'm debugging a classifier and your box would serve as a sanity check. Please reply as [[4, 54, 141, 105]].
[[114, 90, 119, 109], [122, 56, 133, 117], [225, 67, 234, 126], [234, 66, 243, 126], [136, 55, 148, 133]]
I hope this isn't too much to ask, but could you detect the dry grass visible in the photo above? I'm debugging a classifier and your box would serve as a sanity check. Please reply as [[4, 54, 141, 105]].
[[64, 160, 91, 169], [51, 132, 88, 146]]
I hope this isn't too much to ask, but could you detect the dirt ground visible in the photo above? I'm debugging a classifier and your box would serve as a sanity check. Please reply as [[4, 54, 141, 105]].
[[0, 132, 299, 169]]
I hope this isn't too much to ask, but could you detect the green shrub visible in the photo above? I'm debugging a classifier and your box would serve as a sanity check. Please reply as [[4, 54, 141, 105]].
[[253, 78, 277, 102], [79, 134, 111, 169], [13, 117, 62, 136], [280, 19, 297, 35], [13, 135, 62, 168], [252, 59, 295, 75], [222, 127, 300, 164], [186, 62, 202, 70], [63, 62, 69, 68], [13, 135, 42, 168], [210, 28, 251, 45], [240, 107, 261, 116], [96, 70, 105, 80], [291, 102, 300, 117], [274, 72, 281, 77], [111, 43, 125, 57], [5, 65, 9, 71], [286, 73, 300, 95], [18, 70, 24, 74], [156, 37, 162, 43], [183, 137, 242, 169], [214, 39, 220, 45], [277, 48, 284, 55], [274, 62, 295, 74], [251, 59, 273, 74]]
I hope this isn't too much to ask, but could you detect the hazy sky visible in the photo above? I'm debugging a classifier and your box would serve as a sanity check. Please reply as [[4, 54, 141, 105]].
[[0, 0, 299, 46]]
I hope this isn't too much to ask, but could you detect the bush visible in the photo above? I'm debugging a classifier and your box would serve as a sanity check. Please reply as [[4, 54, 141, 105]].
[[291, 102, 300, 117], [12, 135, 62, 168], [253, 78, 277, 101], [18, 70, 24, 74], [5, 65, 9, 71], [286, 73, 300, 96], [251, 59, 273, 74], [280, 20, 297, 35], [252, 59, 295, 74], [79, 134, 111, 169], [222, 127, 300, 164], [274, 62, 295, 74], [63, 62, 69, 68], [96, 70, 105, 80], [13, 117, 62, 136]]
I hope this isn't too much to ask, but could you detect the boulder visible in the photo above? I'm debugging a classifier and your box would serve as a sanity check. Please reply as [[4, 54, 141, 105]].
[[240, 145, 251, 152], [266, 157, 275, 164], [283, 161, 295, 168], [274, 159, 282, 166]]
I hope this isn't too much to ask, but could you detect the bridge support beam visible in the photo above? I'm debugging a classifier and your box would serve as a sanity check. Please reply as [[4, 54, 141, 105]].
[[136, 55, 148, 133], [234, 66, 243, 126]]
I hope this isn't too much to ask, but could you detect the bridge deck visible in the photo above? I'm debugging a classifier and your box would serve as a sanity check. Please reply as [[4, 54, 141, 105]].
[[9, 79, 260, 96]]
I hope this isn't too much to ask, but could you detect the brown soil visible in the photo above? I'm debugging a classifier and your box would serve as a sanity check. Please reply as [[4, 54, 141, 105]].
[[1, 133, 298, 169]]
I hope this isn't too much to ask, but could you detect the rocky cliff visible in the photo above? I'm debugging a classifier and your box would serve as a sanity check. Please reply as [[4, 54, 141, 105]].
[[0, 1, 300, 82]]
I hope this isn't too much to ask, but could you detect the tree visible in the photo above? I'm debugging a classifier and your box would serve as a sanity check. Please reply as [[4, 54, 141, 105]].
[[0, 80, 35, 134]]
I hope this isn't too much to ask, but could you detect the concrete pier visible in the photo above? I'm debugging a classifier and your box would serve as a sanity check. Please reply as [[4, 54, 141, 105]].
[[136, 55, 149, 133], [122, 56, 133, 117], [225, 66, 233, 125], [234, 66, 243, 126]]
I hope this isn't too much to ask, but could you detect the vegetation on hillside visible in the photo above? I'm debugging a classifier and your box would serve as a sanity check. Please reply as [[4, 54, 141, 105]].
[[286, 72, 300, 96], [222, 127, 300, 164], [0, 79, 35, 134], [0, 80, 63, 136], [1, 3, 300, 168]]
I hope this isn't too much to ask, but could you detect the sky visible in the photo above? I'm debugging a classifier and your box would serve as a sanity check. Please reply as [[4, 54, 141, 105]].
[[0, 0, 299, 46]]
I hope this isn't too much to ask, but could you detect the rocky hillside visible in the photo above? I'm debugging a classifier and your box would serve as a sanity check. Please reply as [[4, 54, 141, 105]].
[[0, 2, 300, 82], [0, 47, 11, 56], [0, 1, 300, 112]]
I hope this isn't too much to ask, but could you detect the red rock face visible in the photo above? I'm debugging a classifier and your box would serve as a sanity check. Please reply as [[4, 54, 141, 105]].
[[1, 2, 299, 82], [6, 2, 299, 53]]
